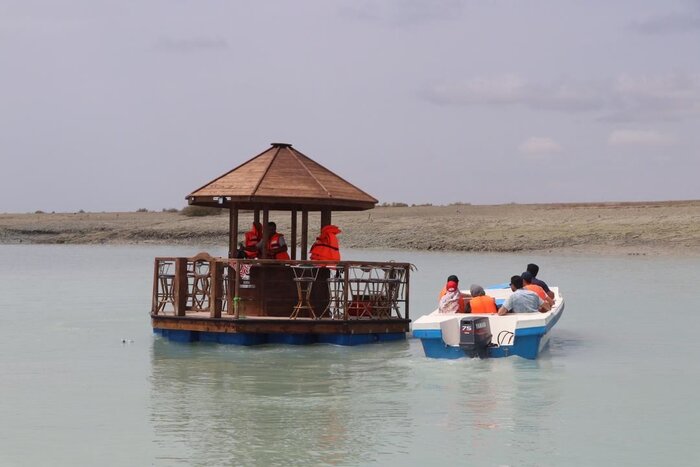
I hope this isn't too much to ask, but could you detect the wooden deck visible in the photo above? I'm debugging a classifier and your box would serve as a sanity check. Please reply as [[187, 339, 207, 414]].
[[151, 254, 412, 341]]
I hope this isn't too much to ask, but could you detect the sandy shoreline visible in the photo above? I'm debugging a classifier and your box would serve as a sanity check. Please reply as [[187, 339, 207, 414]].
[[2, 200, 699, 256]]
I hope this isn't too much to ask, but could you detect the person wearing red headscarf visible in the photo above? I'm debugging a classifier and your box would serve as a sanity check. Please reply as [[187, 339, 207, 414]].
[[438, 275, 466, 313]]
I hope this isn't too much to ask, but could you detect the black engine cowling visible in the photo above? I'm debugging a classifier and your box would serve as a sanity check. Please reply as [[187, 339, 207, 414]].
[[459, 316, 492, 358]]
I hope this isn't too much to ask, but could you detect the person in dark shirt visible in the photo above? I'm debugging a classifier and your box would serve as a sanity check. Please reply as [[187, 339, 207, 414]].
[[526, 263, 554, 299]]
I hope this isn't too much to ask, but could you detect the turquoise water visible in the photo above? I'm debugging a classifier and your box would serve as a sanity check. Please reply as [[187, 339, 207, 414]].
[[1, 245, 698, 466]]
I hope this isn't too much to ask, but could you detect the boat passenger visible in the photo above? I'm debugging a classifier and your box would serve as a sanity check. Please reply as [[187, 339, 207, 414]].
[[243, 221, 263, 259], [438, 275, 469, 302], [260, 222, 290, 260], [438, 280, 465, 313], [497, 275, 551, 315], [526, 263, 555, 299], [310, 225, 342, 261], [465, 284, 497, 314], [521, 271, 554, 306]]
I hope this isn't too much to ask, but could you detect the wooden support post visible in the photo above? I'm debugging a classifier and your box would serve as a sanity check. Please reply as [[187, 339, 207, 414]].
[[321, 210, 331, 228], [254, 209, 260, 225], [262, 210, 270, 258], [173, 258, 188, 317], [301, 210, 308, 260], [231, 207, 238, 258], [210, 260, 222, 318], [234, 263, 241, 318], [404, 266, 410, 320], [226, 261, 234, 316], [291, 209, 297, 260], [151, 259, 159, 314], [343, 267, 349, 320]]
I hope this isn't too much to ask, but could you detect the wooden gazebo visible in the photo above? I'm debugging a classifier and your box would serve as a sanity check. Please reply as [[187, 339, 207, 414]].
[[151, 143, 412, 346], [188, 142, 377, 259]]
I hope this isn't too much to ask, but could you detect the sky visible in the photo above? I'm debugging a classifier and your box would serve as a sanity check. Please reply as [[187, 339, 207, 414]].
[[1, 0, 699, 213]]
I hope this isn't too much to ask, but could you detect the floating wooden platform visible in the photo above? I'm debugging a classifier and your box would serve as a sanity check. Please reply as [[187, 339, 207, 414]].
[[152, 143, 411, 346], [151, 255, 412, 346]]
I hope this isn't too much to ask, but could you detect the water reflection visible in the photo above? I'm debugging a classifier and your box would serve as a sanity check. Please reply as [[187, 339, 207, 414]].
[[147, 265, 577, 463], [547, 329, 587, 356], [150, 338, 414, 465]]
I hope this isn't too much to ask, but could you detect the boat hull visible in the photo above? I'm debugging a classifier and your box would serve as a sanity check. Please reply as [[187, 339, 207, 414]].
[[154, 328, 406, 346], [152, 315, 410, 346]]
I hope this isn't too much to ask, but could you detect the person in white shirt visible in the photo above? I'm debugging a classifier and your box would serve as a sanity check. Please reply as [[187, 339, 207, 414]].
[[498, 275, 551, 315]]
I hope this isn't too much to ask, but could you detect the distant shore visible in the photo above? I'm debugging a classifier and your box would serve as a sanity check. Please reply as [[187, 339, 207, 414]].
[[2, 200, 699, 256]]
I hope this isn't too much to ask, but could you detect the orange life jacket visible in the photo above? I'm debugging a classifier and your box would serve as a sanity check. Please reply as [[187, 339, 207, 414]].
[[525, 284, 547, 300], [469, 295, 497, 314], [243, 224, 262, 259], [310, 225, 341, 261], [267, 233, 290, 260]]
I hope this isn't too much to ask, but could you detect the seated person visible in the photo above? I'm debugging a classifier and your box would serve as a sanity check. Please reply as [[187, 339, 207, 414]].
[[498, 275, 551, 315], [242, 221, 263, 259], [438, 279, 465, 313], [438, 275, 469, 302], [526, 263, 554, 299], [259, 222, 290, 260], [465, 284, 497, 314], [310, 225, 342, 261], [521, 271, 554, 306]]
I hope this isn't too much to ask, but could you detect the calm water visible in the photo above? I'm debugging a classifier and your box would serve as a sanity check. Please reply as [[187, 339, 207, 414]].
[[1, 245, 698, 466]]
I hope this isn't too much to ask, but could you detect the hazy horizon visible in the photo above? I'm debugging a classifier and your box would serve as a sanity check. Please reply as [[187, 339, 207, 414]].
[[2, 1, 699, 213], [5, 197, 700, 216]]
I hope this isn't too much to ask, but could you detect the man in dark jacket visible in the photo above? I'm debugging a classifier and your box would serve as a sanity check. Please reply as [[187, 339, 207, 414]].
[[526, 263, 555, 299]]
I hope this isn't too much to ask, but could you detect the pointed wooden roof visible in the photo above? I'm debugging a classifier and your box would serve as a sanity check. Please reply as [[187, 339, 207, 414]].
[[187, 143, 378, 211]]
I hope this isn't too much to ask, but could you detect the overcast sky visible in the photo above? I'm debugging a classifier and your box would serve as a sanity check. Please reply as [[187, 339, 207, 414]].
[[2, 0, 699, 212]]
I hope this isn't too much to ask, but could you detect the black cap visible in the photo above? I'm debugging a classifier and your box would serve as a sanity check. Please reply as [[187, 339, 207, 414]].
[[521, 271, 534, 282], [447, 275, 459, 282]]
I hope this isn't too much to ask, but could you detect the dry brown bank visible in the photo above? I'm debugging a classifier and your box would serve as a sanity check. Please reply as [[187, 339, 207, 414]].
[[2, 200, 699, 255]]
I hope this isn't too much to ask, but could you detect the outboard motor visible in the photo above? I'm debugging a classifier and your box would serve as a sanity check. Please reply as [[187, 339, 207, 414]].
[[459, 316, 492, 358]]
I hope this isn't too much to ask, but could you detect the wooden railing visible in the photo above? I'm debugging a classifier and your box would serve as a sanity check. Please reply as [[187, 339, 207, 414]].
[[152, 253, 412, 321]]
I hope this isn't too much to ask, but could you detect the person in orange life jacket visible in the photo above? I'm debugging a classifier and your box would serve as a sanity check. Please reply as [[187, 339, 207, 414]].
[[310, 225, 341, 261], [465, 284, 497, 314], [259, 222, 290, 260], [242, 221, 262, 259], [521, 271, 554, 307], [438, 275, 468, 313], [526, 263, 554, 300]]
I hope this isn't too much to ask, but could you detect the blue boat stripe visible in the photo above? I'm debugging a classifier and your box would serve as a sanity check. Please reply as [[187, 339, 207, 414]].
[[412, 329, 442, 339], [514, 325, 546, 336]]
